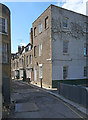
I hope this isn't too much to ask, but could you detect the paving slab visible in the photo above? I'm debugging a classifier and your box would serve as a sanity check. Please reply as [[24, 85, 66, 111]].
[[15, 102, 39, 112]]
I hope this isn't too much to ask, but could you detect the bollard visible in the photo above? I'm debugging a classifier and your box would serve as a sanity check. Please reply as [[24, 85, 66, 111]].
[[40, 78, 42, 88]]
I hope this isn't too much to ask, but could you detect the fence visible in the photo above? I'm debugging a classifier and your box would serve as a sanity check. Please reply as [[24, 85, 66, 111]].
[[58, 83, 88, 108]]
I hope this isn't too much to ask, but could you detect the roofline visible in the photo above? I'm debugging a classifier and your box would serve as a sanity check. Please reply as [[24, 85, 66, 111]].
[[51, 4, 87, 17], [32, 4, 51, 25], [32, 4, 87, 25], [0, 3, 10, 14]]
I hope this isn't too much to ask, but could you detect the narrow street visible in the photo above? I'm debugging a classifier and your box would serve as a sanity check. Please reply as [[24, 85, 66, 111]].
[[7, 80, 87, 119]]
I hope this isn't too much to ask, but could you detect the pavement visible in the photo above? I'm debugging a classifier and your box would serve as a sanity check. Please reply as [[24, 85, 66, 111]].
[[2, 80, 88, 119]]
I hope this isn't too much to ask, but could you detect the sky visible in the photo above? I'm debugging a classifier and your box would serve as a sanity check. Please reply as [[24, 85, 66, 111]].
[[1, 0, 88, 53]]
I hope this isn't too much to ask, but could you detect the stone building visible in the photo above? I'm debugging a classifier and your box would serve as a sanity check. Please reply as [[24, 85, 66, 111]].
[[11, 43, 33, 81], [0, 3, 11, 106], [32, 4, 88, 88], [11, 4, 88, 88]]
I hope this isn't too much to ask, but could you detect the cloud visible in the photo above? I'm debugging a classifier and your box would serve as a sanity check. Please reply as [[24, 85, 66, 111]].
[[56, 0, 88, 15]]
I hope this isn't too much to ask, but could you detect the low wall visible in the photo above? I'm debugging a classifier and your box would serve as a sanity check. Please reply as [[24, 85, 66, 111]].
[[58, 83, 88, 108], [52, 79, 88, 88]]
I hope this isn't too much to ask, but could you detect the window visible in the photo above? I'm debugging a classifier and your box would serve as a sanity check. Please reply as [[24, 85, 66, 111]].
[[19, 58, 21, 66], [63, 66, 68, 79], [22, 58, 24, 66], [39, 64, 42, 78], [84, 44, 88, 56], [16, 61, 18, 67], [39, 23, 42, 33], [34, 46, 37, 57], [0, 17, 7, 33], [2, 44, 8, 63], [83, 22, 88, 32], [27, 56, 29, 66], [39, 44, 42, 56], [30, 55, 32, 64], [45, 17, 48, 29], [63, 41, 68, 53], [34, 27, 37, 36], [63, 17, 68, 28], [84, 67, 87, 77]]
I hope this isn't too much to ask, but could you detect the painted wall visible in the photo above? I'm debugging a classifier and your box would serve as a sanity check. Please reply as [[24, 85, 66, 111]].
[[51, 5, 87, 80]]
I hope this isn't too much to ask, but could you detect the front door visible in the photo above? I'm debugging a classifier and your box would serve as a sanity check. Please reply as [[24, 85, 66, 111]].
[[34, 69, 37, 81]]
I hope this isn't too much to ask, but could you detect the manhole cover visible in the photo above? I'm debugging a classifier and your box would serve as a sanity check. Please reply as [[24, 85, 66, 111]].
[[15, 102, 39, 112]]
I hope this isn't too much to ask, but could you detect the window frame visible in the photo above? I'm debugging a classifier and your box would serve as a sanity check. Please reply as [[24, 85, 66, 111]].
[[34, 27, 37, 37], [63, 17, 69, 28], [39, 43, 42, 56], [45, 16, 48, 29], [39, 23, 42, 33], [63, 66, 68, 79], [2, 43, 8, 63], [63, 41, 69, 54], [0, 17, 7, 34]]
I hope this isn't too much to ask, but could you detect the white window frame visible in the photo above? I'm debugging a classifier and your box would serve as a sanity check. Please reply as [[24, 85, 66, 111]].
[[39, 43, 42, 56], [39, 64, 43, 78], [39, 23, 42, 33]]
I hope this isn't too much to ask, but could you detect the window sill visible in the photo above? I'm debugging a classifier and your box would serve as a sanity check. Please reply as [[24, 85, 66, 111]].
[[45, 27, 49, 31], [34, 35, 37, 38], [39, 31, 42, 34], [0, 32, 8, 35], [63, 53, 69, 55]]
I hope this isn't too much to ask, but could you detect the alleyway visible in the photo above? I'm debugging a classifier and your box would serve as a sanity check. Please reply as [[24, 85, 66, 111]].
[[6, 80, 87, 119]]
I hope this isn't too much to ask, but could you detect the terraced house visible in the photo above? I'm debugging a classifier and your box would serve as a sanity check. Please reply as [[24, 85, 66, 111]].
[[0, 3, 11, 105], [11, 4, 88, 88]]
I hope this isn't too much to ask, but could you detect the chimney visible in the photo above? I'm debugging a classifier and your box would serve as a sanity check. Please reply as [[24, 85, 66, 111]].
[[30, 28, 33, 45], [22, 46, 24, 51], [18, 46, 21, 53]]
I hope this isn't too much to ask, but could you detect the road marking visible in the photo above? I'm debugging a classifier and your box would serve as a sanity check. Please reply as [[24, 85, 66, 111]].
[[48, 93, 85, 120]]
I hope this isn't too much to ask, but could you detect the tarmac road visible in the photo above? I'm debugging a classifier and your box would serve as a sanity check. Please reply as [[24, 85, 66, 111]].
[[7, 80, 87, 119]]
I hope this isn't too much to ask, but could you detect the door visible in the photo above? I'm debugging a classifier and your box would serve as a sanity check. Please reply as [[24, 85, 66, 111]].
[[34, 69, 37, 81]]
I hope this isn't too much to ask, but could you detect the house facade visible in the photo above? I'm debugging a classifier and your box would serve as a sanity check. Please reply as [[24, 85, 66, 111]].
[[0, 3, 11, 105], [11, 4, 88, 88], [11, 43, 33, 81]]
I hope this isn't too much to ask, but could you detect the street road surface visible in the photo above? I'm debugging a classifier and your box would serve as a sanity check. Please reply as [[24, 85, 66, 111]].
[[7, 80, 87, 119]]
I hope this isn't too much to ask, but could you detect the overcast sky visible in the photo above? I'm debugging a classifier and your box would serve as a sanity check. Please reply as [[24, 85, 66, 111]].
[[2, 0, 88, 53]]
